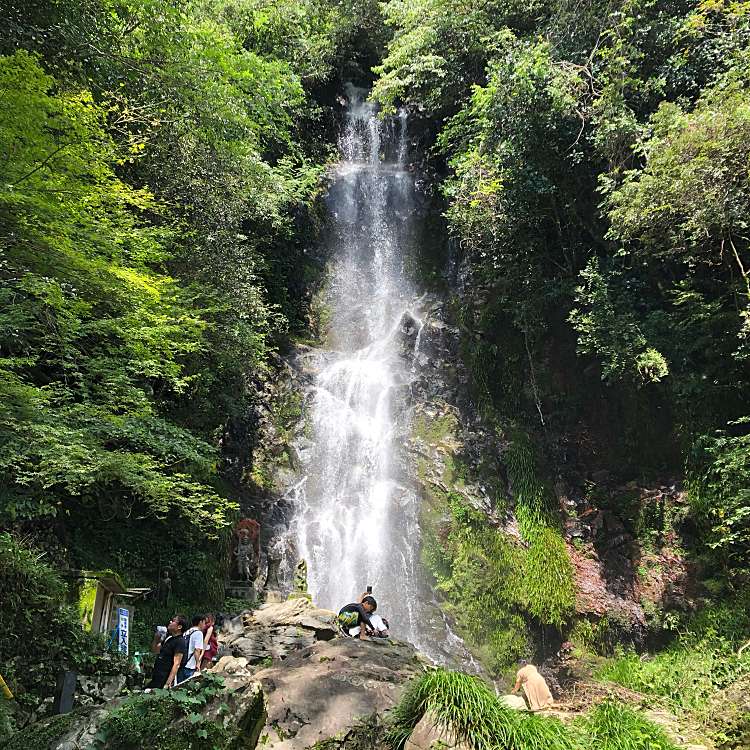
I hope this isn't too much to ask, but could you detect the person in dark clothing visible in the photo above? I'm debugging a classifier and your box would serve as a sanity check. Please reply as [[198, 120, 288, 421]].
[[338, 596, 377, 640], [147, 614, 188, 689]]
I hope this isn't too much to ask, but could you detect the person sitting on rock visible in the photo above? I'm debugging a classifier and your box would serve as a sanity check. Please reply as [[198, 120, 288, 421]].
[[338, 596, 377, 639], [511, 661, 554, 711], [356, 590, 389, 638]]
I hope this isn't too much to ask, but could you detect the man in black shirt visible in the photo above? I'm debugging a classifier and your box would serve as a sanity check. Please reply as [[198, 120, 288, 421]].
[[338, 596, 377, 639], [147, 614, 188, 689]]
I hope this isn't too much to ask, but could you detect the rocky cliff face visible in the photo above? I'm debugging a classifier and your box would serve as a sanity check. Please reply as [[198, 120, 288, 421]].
[[246, 282, 697, 677]]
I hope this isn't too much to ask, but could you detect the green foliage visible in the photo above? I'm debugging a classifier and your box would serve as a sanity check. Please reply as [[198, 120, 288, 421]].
[[504, 435, 575, 627], [0, 49, 236, 532], [373, 0, 750, 585], [0, 3, 379, 722], [0, 0, 380, 534], [570, 259, 669, 384], [0, 533, 129, 709], [387, 668, 575, 750], [214, 0, 385, 85], [417, 421, 572, 670], [0, 698, 15, 745], [91, 673, 232, 750], [413, 411, 458, 445], [222, 597, 255, 615], [374, 0, 549, 118], [688, 422, 750, 571], [388, 669, 686, 750], [432, 495, 531, 671], [5, 710, 80, 750], [577, 699, 678, 750], [599, 601, 750, 712]]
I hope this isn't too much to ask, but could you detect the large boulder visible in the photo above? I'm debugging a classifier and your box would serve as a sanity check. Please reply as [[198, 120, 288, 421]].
[[221, 598, 338, 664], [254, 637, 425, 750], [405, 711, 471, 750]]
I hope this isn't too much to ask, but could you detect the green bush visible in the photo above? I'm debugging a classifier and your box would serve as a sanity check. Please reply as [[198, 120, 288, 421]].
[[599, 601, 750, 711], [689, 425, 750, 573], [577, 700, 678, 750], [387, 669, 575, 750], [0, 532, 129, 710], [92, 674, 230, 750]]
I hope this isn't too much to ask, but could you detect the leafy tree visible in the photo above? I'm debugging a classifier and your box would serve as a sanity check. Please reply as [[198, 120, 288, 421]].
[[372, 0, 750, 584], [0, 50, 233, 531]]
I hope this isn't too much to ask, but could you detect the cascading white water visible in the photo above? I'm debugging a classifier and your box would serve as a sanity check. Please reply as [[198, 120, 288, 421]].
[[286, 88, 475, 665]]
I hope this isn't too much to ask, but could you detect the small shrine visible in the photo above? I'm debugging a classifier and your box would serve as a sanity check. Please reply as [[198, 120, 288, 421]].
[[226, 518, 261, 602], [71, 570, 151, 655]]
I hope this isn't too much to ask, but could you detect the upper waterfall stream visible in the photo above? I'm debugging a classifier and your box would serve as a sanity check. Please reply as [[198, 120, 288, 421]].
[[281, 89, 474, 667]]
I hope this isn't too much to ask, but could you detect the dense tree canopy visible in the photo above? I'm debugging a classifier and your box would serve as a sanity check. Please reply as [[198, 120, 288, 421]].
[[373, 0, 750, 576], [0, 0, 383, 584]]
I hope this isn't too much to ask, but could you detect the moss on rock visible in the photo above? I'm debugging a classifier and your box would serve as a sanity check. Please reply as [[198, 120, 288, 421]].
[[5, 710, 81, 750]]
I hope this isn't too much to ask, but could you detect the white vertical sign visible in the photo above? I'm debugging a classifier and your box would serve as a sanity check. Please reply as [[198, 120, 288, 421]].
[[117, 607, 129, 655]]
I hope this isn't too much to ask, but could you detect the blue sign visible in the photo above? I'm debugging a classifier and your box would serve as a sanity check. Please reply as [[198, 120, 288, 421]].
[[117, 607, 129, 655]]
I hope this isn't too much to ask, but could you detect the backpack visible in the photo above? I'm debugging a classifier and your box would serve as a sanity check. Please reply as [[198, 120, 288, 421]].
[[180, 627, 199, 669]]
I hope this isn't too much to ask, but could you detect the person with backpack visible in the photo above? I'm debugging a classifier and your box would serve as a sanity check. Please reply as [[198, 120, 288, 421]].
[[178, 614, 206, 683], [146, 614, 188, 689]]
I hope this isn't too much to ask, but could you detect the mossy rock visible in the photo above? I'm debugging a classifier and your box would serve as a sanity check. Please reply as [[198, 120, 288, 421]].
[[705, 674, 750, 749], [309, 714, 384, 750], [5, 709, 87, 750], [4, 676, 264, 750]]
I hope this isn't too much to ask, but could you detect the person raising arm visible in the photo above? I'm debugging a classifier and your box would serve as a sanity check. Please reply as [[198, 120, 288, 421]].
[[146, 614, 187, 690]]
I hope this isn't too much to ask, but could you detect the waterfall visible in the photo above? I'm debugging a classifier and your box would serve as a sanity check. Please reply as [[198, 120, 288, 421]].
[[286, 87, 475, 667]]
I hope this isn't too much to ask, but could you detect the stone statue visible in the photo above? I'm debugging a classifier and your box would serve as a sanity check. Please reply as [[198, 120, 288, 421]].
[[287, 558, 312, 601], [235, 531, 253, 582], [266, 554, 282, 590], [157, 568, 172, 605], [294, 559, 308, 593], [233, 519, 261, 582]]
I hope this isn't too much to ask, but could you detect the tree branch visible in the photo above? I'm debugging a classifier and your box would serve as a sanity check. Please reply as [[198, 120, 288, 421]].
[[12, 143, 70, 186]]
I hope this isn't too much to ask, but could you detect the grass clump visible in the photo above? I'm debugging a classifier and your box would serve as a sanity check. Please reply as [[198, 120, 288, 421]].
[[387, 669, 576, 750], [387, 670, 684, 750], [598, 601, 750, 713], [578, 699, 678, 750], [421, 495, 532, 672], [504, 435, 575, 627]]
